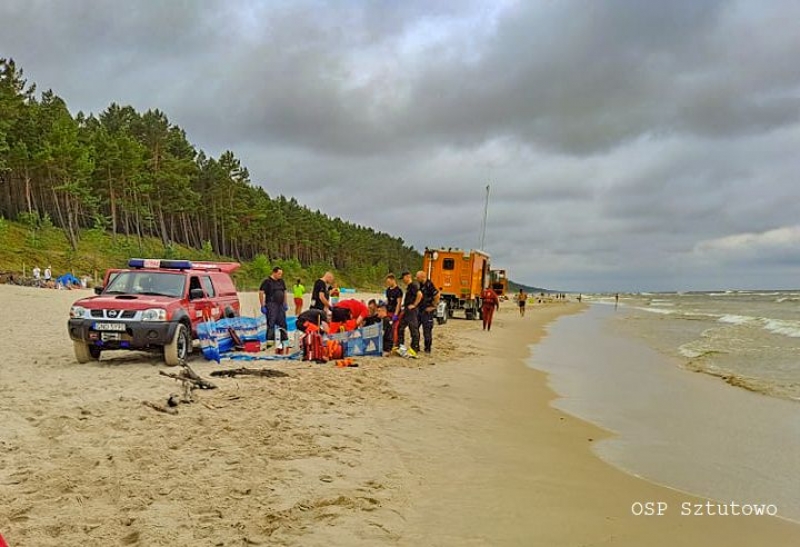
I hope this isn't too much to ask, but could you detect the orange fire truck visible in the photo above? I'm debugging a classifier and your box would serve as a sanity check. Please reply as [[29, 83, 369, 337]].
[[422, 248, 491, 322]]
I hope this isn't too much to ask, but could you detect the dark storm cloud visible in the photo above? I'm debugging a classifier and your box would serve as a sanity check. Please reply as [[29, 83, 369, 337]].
[[1, 0, 799, 291]]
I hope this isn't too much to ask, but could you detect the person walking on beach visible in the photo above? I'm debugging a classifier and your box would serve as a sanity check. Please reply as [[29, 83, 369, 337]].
[[44, 265, 52, 287], [416, 270, 439, 353], [292, 278, 305, 316], [259, 266, 289, 346], [481, 286, 500, 331], [33, 265, 41, 287], [615, 293, 619, 310], [396, 271, 422, 354], [517, 289, 527, 317]]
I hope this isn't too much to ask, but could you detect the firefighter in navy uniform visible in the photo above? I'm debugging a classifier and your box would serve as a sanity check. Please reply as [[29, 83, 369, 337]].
[[397, 271, 422, 354], [416, 270, 440, 354]]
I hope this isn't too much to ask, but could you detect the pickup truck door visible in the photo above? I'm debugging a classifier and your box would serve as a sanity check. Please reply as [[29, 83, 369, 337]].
[[187, 276, 216, 331]]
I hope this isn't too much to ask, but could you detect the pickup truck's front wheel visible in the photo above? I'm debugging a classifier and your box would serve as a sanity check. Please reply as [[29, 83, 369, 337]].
[[164, 323, 190, 366], [74, 341, 102, 363]]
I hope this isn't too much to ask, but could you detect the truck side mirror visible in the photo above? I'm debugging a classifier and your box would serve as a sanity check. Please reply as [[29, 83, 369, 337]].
[[94, 286, 103, 295], [190, 288, 205, 300]]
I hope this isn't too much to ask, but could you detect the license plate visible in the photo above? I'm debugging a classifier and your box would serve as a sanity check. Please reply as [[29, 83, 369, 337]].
[[94, 322, 126, 331], [101, 332, 121, 341]]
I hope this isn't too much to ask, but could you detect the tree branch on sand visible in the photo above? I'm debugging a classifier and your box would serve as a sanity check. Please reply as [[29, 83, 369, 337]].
[[145, 364, 217, 414]]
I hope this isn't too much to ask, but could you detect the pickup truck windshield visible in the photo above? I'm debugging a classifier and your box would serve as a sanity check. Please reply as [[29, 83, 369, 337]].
[[104, 271, 186, 298]]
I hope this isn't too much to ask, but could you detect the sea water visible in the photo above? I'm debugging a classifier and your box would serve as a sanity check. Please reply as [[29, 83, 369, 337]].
[[588, 291, 800, 401], [528, 305, 800, 523]]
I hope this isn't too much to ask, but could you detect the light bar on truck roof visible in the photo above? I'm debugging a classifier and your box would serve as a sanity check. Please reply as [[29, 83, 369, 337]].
[[128, 259, 193, 270]]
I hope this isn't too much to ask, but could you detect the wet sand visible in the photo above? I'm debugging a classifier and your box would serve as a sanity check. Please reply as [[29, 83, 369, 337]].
[[0, 285, 798, 545], [530, 304, 800, 523]]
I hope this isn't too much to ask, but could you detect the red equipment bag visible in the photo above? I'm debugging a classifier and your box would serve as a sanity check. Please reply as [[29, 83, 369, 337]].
[[302, 330, 327, 363]]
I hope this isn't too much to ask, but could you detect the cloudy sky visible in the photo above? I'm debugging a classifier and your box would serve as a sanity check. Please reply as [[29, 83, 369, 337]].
[[2, 0, 799, 292]]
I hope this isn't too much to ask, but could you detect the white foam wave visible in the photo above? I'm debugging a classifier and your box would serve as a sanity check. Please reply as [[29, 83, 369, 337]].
[[762, 319, 800, 338], [717, 314, 756, 325], [679, 346, 704, 358], [634, 306, 674, 315]]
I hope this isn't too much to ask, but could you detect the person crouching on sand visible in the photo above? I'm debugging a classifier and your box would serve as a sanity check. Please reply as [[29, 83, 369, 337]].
[[481, 286, 500, 331]]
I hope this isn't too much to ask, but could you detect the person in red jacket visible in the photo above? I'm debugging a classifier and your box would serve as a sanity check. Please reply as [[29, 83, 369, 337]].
[[331, 298, 370, 330], [480, 287, 500, 331]]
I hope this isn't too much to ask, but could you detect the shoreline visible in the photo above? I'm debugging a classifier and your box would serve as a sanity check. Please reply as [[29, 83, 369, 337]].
[[527, 303, 800, 525], [381, 300, 800, 545], [1, 285, 798, 545]]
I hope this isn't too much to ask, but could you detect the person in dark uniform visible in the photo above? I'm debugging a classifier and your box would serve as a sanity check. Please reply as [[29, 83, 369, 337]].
[[296, 308, 328, 333], [384, 273, 403, 347], [396, 271, 422, 354], [259, 266, 289, 344], [311, 272, 334, 312], [416, 270, 439, 353]]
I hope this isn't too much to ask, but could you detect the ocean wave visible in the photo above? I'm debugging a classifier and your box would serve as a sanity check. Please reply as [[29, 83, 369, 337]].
[[634, 306, 674, 315], [678, 346, 724, 359], [681, 361, 800, 401], [717, 314, 756, 325], [762, 319, 800, 338], [776, 297, 800, 303]]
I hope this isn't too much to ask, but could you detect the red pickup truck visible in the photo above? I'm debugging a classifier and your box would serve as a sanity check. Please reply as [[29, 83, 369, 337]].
[[68, 259, 241, 365]]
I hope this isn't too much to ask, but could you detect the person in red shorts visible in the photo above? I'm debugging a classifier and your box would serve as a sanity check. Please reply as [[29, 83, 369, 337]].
[[480, 286, 500, 331]]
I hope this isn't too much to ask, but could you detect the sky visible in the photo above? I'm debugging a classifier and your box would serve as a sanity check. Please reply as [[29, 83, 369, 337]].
[[2, 0, 799, 292]]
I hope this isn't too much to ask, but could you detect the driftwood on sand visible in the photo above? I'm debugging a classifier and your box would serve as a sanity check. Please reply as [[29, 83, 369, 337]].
[[159, 364, 217, 390], [210, 368, 290, 379], [145, 364, 217, 415]]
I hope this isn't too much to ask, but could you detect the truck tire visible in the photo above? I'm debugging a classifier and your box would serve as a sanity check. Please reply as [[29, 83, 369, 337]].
[[164, 323, 190, 366], [74, 341, 102, 363], [436, 303, 448, 325], [465, 309, 475, 320]]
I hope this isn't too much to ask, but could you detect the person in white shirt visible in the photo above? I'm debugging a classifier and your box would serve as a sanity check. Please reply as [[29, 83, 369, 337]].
[[33, 266, 41, 287]]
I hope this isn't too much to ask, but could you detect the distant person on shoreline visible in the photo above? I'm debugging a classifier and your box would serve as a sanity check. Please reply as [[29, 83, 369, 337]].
[[44, 265, 52, 287], [517, 289, 527, 317], [615, 293, 619, 309], [33, 265, 41, 287], [480, 286, 500, 331]]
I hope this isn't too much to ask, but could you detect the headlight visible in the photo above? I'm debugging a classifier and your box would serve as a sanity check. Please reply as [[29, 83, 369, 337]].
[[70, 306, 87, 318], [141, 308, 167, 322]]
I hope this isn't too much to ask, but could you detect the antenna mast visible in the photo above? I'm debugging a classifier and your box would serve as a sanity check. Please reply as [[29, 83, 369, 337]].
[[479, 184, 490, 251]]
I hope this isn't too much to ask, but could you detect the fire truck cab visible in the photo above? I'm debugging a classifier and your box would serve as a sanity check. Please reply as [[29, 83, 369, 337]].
[[422, 248, 491, 322], [490, 269, 508, 298]]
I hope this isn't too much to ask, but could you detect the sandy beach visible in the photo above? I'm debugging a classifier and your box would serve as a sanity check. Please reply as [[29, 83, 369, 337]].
[[1, 285, 799, 546]]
